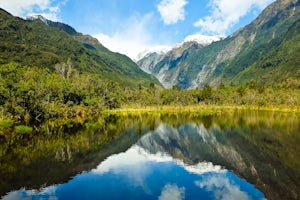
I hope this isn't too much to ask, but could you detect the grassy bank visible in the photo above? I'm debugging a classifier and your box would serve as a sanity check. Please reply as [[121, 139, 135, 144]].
[[101, 105, 300, 116]]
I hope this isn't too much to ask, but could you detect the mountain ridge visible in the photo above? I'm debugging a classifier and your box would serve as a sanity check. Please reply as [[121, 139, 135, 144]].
[[137, 0, 300, 89], [0, 9, 161, 88]]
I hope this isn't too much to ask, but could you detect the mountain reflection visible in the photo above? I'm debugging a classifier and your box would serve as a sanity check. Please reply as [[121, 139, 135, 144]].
[[136, 118, 300, 200], [3, 143, 264, 200], [137, 123, 247, 170], [1, 111, 299, 200], [3, 122, 266, 200]]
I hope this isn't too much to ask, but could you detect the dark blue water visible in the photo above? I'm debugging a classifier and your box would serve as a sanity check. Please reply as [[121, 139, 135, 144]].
[[3, 144, 265, 200]]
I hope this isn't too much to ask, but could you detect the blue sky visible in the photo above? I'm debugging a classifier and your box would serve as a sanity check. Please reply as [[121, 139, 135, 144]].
[[0, 0, 275, 59]]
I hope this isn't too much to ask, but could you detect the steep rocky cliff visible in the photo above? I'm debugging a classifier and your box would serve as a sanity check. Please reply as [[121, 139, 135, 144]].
[[138, 41, 204, 88]]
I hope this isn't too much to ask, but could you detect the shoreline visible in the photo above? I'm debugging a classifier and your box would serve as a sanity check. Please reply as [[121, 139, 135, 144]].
[[101, 105, 300, 115]]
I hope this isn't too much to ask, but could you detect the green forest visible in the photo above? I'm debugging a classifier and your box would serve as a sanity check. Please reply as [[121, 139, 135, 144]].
[[1, 62, 299, 125]]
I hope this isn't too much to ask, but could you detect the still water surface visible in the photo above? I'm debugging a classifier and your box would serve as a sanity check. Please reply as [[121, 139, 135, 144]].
[[1, 111, 299, 200]]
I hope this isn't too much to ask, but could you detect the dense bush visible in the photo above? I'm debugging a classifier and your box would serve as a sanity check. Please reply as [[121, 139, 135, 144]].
[[0, 62, 299, 124]]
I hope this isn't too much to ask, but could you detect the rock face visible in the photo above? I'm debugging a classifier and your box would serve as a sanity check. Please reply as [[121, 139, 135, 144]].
[[138, 41, 204, 88], [137, 52, 166, 75], [137, 0, 300, 89]]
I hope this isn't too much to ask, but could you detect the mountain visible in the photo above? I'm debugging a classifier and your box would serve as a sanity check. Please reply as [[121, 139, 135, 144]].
[[137, 0, 300, 89], [0, 9, 160, 88], [137, 35, 222, 88], [138, 41, 205, 88], [27, 15, 79, 36], [136, 34, 222, 62]]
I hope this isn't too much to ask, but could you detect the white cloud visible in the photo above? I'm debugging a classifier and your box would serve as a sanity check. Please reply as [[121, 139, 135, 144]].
[[195, 174, 251, 200], [159, 184, 185, 200], [95, 33, 151, 61], [2, 186, 59, 200], [0, 0, 50, 16], [157, 0, 188, 25], [0, 0, 66, 21], [194, 0, 275, 35], [94, 13, 167, 61]]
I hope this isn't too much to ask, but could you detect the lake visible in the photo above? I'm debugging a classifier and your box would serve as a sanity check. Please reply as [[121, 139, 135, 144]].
[[0, 110, 299, 200]]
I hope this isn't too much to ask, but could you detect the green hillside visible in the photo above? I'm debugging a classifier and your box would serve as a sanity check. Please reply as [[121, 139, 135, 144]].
[[0, 9, 160, 88], [198, 0, 300, 86], [232, 19, 300, 85]]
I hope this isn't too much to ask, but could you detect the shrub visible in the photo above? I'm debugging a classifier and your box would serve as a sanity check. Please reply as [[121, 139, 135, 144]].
[[0, 118, 13, 128], [14, 125, 33, 134]]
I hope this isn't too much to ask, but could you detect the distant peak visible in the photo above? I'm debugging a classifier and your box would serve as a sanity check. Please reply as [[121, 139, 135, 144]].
[[26, 15, 48, 24], [137, 34, 223, 61], [136, 45, 172, 61], [26, 15, 79, 36], [182, 34, 223, 46]]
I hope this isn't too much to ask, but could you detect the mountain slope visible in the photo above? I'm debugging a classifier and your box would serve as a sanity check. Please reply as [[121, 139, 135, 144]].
[[137, 0, 300, 88], [232, 18, 300, 85], [0, 9, 160, 88], [218, 0, 300, 85], [138, 41, 205, 88]]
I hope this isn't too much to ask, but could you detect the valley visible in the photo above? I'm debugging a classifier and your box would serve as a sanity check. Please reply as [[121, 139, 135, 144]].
[[0, 0, 299, 199], [137, 0, 300, 89]]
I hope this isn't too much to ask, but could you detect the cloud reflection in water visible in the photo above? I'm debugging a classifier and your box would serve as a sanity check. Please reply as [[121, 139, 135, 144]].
[[2, 124, 265, 200]]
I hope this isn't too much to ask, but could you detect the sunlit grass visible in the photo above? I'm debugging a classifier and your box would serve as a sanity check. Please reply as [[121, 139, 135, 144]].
[[102, 105, 300, 116], [101, 105, 220, 117]]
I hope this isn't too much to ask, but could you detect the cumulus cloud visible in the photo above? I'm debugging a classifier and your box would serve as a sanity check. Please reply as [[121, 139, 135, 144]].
[[0, 0, 66, 21], [159, 184, 185, 200], [157, 0, 188, 25], [194, 0, 275, 35], [94, 33, 151, 61], [94, 13, 164, 60], [195, 174, 251, 200]]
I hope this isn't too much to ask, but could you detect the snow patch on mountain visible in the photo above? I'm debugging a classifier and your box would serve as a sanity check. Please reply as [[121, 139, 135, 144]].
[[26, 15, 48, 24], [136, 45, 172, 61], [182, 33, 223, 46], [137, 34, 222, 62]]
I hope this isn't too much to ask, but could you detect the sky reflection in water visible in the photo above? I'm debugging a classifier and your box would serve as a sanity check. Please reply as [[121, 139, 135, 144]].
[[4, 139, 265, 200]]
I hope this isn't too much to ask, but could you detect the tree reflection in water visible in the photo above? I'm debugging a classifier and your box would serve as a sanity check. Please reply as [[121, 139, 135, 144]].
[[1, 110, 299, 200]]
